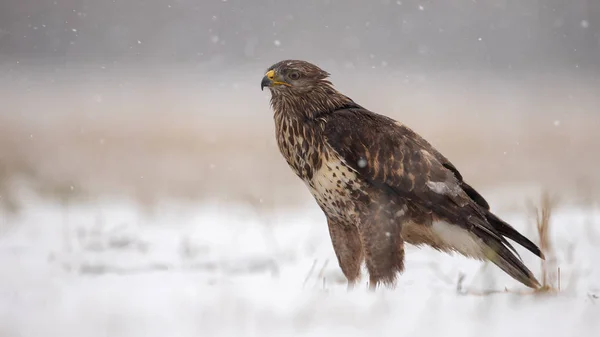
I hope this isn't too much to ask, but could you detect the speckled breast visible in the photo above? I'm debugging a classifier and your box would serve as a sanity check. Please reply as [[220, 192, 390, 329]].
[[275, 115, 368, 222], [306, 149, 371, 223]]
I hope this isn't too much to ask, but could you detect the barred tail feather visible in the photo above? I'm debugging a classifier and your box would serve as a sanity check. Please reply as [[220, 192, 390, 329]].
[[482, 238, 542, 289], [431, 220, 542, 288], [486, 211, 545, 260]]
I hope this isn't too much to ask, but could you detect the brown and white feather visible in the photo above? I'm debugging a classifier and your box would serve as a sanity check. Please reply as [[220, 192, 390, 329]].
[[263, 59, 544, 290]]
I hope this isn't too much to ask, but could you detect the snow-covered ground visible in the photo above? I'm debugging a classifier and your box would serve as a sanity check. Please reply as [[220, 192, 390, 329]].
[[1, 197, 599, 337]]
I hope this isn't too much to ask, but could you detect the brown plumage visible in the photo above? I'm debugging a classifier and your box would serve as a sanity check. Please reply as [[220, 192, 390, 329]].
[[261, 59, 544, 290]]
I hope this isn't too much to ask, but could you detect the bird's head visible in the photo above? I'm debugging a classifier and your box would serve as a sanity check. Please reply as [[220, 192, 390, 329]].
[[261, 60, 332, 94], [261, 59, 357, 119]]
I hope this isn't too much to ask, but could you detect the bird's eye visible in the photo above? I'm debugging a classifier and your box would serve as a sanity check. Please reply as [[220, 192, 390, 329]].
[[289, 71, 300, 80]]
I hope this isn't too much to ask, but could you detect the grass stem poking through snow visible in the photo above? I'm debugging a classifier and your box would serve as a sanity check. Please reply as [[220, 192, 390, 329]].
[[303, 259, 318, 288], [528, 191, 560, 294]]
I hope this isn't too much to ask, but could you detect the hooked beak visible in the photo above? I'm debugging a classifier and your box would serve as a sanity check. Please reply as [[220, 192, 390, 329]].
[[260, 72, 273, 91], [261, 69, 291, 91]]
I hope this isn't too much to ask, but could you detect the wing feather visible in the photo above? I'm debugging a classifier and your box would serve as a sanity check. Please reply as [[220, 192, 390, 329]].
[[323, 109, 487, 227], [321, 108, 539, 259]]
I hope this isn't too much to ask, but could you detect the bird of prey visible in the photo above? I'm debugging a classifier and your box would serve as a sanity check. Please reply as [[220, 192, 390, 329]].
[[261, 59, 544, 290]]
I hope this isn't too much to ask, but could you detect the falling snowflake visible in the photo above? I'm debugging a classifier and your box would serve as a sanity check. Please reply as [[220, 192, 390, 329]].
[[273, 40, 281, 46]]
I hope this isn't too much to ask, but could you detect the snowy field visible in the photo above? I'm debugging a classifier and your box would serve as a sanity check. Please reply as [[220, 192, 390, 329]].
[[2, 0, 599, 334], [1, 68, 599, 336], [1, 194, 599, 337]]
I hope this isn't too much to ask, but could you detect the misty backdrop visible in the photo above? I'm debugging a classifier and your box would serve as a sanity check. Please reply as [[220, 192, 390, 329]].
[[0, 0, 599, 213], [1, 0, 599, 71]]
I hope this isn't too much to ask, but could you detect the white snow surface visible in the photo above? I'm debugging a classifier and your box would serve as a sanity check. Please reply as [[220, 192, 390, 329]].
[[1, 198, 599, 337]]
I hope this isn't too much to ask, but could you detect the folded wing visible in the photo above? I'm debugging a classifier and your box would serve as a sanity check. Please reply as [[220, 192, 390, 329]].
[[322, 107, 543, 288]]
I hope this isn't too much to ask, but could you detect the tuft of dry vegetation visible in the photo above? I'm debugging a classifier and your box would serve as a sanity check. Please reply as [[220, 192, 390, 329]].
[[529, 192, 560, 293]]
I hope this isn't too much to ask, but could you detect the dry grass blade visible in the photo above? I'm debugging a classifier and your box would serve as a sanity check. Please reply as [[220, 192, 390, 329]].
[[302, 259, 318, 288], [529, 191, 560, 293]]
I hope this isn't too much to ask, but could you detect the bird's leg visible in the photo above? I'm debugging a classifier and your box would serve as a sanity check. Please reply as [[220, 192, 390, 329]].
[[346, 279, 358, 291], [327, 217, 364, 288], [358, 207, 406, 290]]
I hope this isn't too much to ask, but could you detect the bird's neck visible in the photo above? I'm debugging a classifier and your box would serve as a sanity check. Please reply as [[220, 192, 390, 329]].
[[271, 85, 356, 120]]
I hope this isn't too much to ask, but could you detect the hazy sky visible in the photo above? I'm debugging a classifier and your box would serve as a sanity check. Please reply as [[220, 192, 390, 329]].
[[0, 0, 598, 72]]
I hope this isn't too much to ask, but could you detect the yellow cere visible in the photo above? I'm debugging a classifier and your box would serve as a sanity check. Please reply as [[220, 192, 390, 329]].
[[264, 69, 291, 87]]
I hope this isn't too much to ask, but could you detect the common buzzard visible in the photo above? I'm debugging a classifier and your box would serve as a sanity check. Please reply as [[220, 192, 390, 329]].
[[261, 59, 543, 290]]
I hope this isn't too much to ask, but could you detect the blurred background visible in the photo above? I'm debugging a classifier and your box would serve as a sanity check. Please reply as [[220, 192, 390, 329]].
[[1, 0, 599, 214], [1, 2, 600, 335]]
